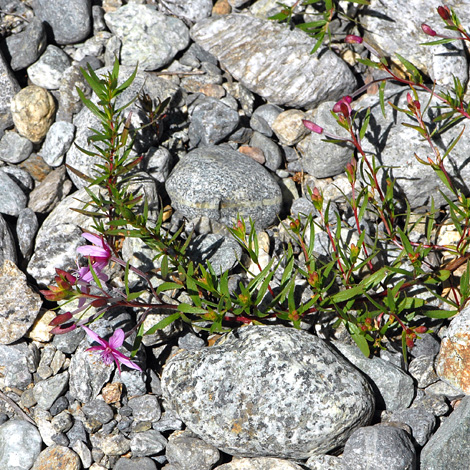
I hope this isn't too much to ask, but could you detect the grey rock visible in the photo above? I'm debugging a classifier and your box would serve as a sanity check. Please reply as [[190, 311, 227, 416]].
[[411, 394, 449, 418], [189, 96, 240, 146], [333, 341, 415, 410], [50, 396, 69, 417], [250, 114, 273, 137], [272, 109, 309, 146], [82, 399, 114, 424], [72, 439, 93, 468], [178, 332, 206, 351], [104, 4, 190, 71], [305, 454, 343, 470], [16, 208, 38, 259], [160, 0, 213, 22], [166, 430, 220, 470], [384, 407, 436, 447], [40, 121, 75, 167], [68, 346, 114, 403], [0, 260, 42, 344], [0, 171, 27, 216], [90, 431, 131, 456], [28, 165, 72, 214], [341, 425, 416, 470], [166, 146, 282, 230], [66, 67, 177, 189], [249, 131, 283, 171], [0, 420, 42, 470], [50, 432, 70, 447], [0, 214, 17, 266], [33, 371, 69, 410], [128, 395, 161, 423], [143, 146, 172, 183], [251, 104, 283, 135], [1, 166, 34, 194], [130, 430, 167, 457], [420, 395, 470, 469], [34, 0, 92, 45], [5, 17, 46, 71], [361, 0, 468, 88], [27, 45, 71, 89], [297, 100, 353, 178], [424, 380, 464, 401], [66, 418, 88, 445], [0, 131, 33, 164], [408, 355, 439, 389], [223, 81, 255, 116], [51, 410, 73, 434], [216, 457, 304, 470], [152, 409, 184, 433], [0, 342, 33, 390], [191, 14, 356, 109], [114, 457, 158, 470], [291, 197, 317, 219], [53, 327, 86, 354], [162, 325, 374, 459], [92, 5, 107, 33], [187, 233, 242, 274], [0, 50, 20, 137], [57, 65, 91, 122], [410, 333, 440, 358]]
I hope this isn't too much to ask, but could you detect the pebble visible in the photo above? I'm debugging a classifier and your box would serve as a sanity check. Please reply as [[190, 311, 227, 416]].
[[0, 420, 42, 470], [11, 85, 56, 144], [0, 131, 33, 164], [165, 146, 282, 230], [16, 207, 39, 259], [0, 171, 27, 216], [31, 445, 81, 470], [27, 45, 72, 89], [5, 17, 46, 71]]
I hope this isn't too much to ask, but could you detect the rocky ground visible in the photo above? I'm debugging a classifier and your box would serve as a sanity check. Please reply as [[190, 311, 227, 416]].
[[1, 0, 470, 469]]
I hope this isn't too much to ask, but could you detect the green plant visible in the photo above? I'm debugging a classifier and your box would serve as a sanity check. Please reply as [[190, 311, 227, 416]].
[[41, 6, 470, 368]]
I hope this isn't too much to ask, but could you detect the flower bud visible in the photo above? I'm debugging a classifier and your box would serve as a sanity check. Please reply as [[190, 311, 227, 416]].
[[345, 34, 363, 44], [310, 187, 323, 212], [49, 312, 73, 326], [421, 23, 437, 36], [437, 6, 451, 21], [415, 326, 428, 334], [303, 120, 323, 134], [50, 323, 77, 335]]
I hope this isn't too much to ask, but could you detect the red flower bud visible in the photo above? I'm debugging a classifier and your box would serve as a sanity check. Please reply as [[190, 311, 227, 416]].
[[437, 6, 451, 21], [421, 23, 437, 36], [50, 323, 77, 335], [345, 34, 363, 44], [415, 326, 428, 334]]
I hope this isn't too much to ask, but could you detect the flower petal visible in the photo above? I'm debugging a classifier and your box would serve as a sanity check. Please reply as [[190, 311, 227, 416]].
[[81, 232, 103, 246], [112, 349, 143, 371], [82, 326, 108, 348], [108, 329, 125, 349]]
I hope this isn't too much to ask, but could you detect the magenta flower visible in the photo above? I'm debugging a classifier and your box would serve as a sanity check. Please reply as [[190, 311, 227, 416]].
[[82, 326, 142, 374], [76, 233, 112, 283], [345, 34, 363, 44], [333, 96, 353, 117]]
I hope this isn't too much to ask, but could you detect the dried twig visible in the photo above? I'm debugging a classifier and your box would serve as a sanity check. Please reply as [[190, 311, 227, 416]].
[[0, 389, 36, 426]]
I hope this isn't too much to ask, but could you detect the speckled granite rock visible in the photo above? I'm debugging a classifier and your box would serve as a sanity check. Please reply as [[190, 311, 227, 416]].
[[162, 325, 375, 459]]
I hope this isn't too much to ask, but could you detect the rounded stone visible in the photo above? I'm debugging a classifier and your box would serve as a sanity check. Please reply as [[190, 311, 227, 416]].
[[0, 420, 42, 470], [11, 86, 56, 143], [32, 445, 80, 470], [162, 325, 375, 459], [165, 146, 282, 230]]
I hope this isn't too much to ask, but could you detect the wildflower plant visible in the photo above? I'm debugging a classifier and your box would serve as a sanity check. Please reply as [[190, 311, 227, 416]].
[[41, 6, 470, 367]]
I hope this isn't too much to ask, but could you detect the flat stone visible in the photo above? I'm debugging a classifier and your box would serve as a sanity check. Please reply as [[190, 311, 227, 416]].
[[32, 445, 81, 470], [216, 457, 304, 470], [5, 17, 47, 71], [40, 121, 75, 167], [0, 171, 27, 216], [342, 425, 416, 470], [0, 260, 42, 344], [0, 131, 33, 164], [191, 14, 356, 109], [162, 325, 374, 459], [166, 146, 282, 230], [0, 50, 20, 137], [420, 395, 470, 469], [104, 4, 190, 71], [0, 342, 33, 390]]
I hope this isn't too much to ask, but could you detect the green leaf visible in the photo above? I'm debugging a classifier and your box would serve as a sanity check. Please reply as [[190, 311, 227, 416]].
[[357, 58, 381, 69], [395, 53, 422, 83], [177, 304, 207, 314], [144, 312, 181, 336], [331, 284, 364, 303], [422, 309, 458, 319], [156, 282, 184, 294], [126, 290, 146, 301], [420, 38, 456, 46], [359, 108, 371, 140], [310, 31, 325, 55]]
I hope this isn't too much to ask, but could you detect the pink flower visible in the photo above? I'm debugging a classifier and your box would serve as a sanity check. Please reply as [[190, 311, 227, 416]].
[[82, 326, 142, 374], [302, 120, 323, 134], [76, 233, 112, 283], [333, 96, 353, 117], [421, 23, 437, 36]]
